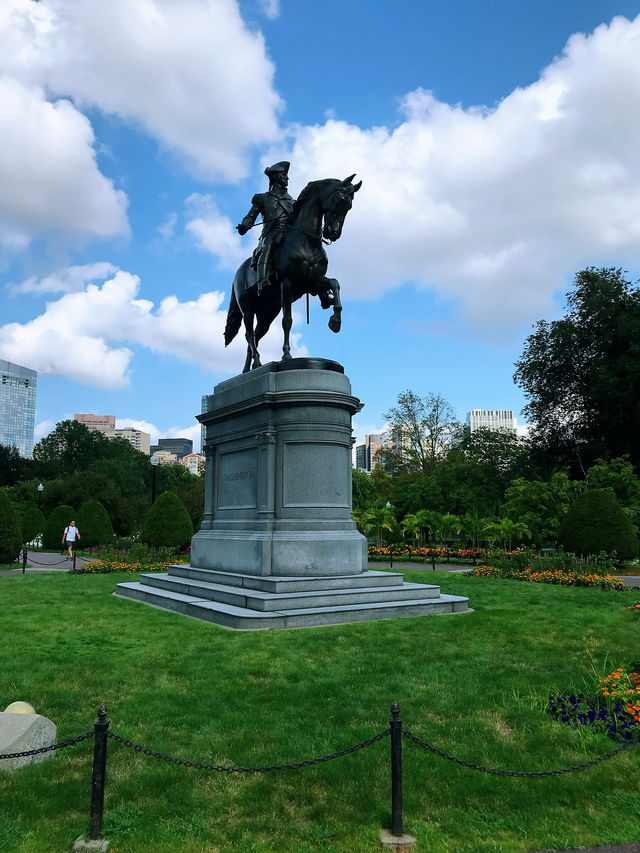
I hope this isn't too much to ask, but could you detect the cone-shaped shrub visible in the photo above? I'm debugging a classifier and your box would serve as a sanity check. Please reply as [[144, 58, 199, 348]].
[[21, 504, 46, 546], [558, 488, 639, 560], [43, 505, 76, 550], [0, 489, 22, 563], [141, 491, 193, 549], [77, 499, 114, 548]]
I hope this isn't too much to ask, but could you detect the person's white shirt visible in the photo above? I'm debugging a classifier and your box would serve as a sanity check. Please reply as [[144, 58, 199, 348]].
[[64, 524, 78, 542]]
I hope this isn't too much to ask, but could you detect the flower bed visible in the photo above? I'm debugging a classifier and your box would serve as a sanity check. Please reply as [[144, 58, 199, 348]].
[[468, 564, 627, 591], [82, 559, 187, 574], [368, 545, 482, 563], [547, 667, 640, 741]]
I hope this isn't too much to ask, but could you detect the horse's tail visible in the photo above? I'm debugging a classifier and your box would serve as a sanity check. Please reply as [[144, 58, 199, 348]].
[[224, 284, 242, 346]]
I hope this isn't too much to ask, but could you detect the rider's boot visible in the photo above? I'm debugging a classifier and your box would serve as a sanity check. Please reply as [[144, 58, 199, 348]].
[[255, 279, 270, 296]]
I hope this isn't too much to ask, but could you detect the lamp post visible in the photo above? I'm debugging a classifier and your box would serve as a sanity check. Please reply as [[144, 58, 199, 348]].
[[151, 458, 158, 504], [37, 483, 43, 509]]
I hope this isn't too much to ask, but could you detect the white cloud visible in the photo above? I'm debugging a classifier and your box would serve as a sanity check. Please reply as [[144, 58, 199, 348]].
[[118, 419, 202, 451], [10, 262, 118, 295], [0, 76, 128, 249], [0, 267, 305, 388], [281, 15, 640, 334], [156, 212, 177, 241], [1, 0, 283, 181], [258, 0, 280, 20], [185, 193, 255, 269], [34, 419, 56, 442]]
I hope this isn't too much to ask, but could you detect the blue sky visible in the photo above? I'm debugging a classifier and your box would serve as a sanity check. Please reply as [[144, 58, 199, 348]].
[[2, 0, 640, 451]]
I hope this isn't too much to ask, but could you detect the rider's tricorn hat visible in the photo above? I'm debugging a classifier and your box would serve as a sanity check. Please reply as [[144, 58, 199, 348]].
[[264, 161, 290, 178]]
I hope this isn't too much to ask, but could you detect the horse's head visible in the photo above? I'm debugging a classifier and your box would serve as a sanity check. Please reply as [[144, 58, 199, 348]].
[[321, 175, 362, 242]]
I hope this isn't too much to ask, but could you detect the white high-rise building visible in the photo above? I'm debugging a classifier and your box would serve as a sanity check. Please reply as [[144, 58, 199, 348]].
[[467, 410, 516, 434]]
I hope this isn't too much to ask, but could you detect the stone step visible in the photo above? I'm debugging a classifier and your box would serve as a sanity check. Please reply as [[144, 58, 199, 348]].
[[140, 573, 441, 611], [115, 581, 471, 630], [168, 565, 402, 593]]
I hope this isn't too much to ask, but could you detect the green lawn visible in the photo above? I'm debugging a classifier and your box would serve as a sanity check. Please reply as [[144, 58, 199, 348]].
[[0, 570, 638, 853]]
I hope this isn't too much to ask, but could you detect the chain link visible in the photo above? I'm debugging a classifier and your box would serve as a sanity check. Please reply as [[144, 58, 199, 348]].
[[107, 728, 390, 773], [23, 555, 72, 567], [402, 729, 636, 777], [0, 730, 94, 761]]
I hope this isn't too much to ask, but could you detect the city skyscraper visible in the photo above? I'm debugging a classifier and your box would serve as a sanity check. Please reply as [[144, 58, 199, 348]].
[[466, 409, 516, 434], [0, 360, 37, 458]]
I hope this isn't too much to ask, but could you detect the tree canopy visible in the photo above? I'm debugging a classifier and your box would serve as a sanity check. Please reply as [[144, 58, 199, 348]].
[[383, 391, 459, 474], [514, 267, 640, 473]]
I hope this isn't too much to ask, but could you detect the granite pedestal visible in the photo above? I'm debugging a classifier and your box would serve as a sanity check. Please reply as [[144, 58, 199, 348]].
[[117, 360, 470, 628]]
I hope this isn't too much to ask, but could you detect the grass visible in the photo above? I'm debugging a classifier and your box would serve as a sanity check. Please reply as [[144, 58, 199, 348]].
[[0, 570, 638, 853]]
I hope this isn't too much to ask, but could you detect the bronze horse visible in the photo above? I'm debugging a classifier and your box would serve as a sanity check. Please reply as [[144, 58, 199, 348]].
[[224, 175, 361, 372]]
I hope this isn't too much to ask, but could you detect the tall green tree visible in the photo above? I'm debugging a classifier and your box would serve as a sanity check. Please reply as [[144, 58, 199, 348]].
[[361, 506, 395, 546], [558, 489, 638, 560], [33, 421, 110, 479], [383, 391, 459, 474], [20, 504, 46, 546], [0, 444, 31, 486], [514, 268, 640, 473], [77, 500, 114, 548], [503, 473, 577, 547], [141, 491, 193, 549], [0, 488, 22, 563], [43, 505, 76, 550]]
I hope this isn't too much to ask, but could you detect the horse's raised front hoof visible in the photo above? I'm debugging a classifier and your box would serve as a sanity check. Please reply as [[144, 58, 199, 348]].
[[328, 315, 341, 333]]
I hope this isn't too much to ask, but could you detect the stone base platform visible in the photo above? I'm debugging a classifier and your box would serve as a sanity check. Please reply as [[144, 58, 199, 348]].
[[116, 564, 470, 630]]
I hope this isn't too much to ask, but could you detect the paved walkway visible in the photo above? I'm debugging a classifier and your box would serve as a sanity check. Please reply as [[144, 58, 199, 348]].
[[0, 550, 95, 575]]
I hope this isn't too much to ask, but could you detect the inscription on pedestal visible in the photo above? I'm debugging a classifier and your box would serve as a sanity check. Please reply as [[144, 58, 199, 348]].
[[218, 448, 258, 509]]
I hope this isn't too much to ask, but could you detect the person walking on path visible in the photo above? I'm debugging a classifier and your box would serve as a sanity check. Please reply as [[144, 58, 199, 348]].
[[62, 521, 80, 557]]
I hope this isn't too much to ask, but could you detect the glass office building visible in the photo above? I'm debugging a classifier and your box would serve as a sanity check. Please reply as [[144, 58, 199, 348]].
[[0, 360, 37, 457]]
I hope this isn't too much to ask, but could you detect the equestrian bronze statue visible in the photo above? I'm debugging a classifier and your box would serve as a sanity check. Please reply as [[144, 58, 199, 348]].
[[224, 162, 361, 373]]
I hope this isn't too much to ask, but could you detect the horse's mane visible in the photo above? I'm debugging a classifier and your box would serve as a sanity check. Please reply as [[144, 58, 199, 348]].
[[291, 179, 337, 218]]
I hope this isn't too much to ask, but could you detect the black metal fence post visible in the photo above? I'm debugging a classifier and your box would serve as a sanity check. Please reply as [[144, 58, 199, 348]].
[[89, 704, 109, 841], [390, 547, 393, 569], [22, 547, 27, 574], [389, 701, 403, 837], [73, 552, 77, 573]]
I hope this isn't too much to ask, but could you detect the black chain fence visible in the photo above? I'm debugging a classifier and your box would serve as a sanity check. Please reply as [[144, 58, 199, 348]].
[[107, 728, 390, 772], [24, 555, 71, 567], [402, 728, 635, 777], [0, 731, 93, 761], [0, 704, 637, 844]]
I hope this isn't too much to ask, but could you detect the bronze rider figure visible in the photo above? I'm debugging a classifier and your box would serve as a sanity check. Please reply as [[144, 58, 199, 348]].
[[235, 161, 295, 296]]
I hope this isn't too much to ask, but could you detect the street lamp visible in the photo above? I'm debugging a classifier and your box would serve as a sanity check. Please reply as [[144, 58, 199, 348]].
[[151, 457, 158, 504], [37, 483, 43, 509]]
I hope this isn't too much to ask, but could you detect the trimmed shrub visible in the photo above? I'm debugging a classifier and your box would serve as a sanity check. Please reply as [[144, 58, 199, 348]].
[[77, 499, 114, 548], [0, 488, 22, 563], [141, 491, 193, 550], [21, 504, 46, 545], [43, 505, 76, 550], [558, 488, 639, 560]]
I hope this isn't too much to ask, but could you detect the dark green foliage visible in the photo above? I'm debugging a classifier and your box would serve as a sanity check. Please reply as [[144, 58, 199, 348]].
[[20, 504, 46, 545], [515, 267, 640, 473], [43, 504, 76, 550], [351, 468, 377, 512], [141, 491, 193, 549], [77, 499, 114, 548], [0, 488, 22, 562], [0, 443, 32, 486], [558, 488, 639, 559]]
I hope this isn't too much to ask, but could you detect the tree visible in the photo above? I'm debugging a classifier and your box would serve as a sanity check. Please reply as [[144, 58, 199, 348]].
[[416, 509, 443, 545], [503, 473, 577, 547], [488, 518, 532, 551], [43, 505, 76, 550], [514, 268, 640, 473], [141, 491, 194, 549], [383, 391, 459, 474], [77, 500, 114, 548], [20, 504, 46, 546], [401, 513, 421, 547], [33, 421, 110, 479], [352, 468, 378, 513], [439, 513, 461, 547], [585, 457, 640, 527], [461, 509, 486, 548], [0, 488, 22, 563], [361, 506, 395, 546], [558, 489, 638, 560], [0, 444, 31, 486]]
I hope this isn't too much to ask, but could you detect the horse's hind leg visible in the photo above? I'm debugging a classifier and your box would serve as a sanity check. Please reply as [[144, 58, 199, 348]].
[[243, 312, 259, 373]]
